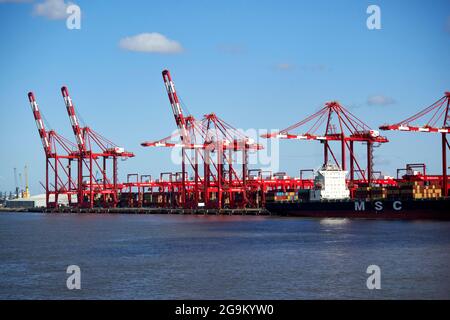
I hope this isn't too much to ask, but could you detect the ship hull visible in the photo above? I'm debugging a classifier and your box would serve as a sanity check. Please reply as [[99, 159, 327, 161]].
[[265, 198, 450, 220]]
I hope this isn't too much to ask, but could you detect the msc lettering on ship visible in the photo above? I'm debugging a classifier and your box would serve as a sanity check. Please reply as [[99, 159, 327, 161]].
[[354, 201, 402, 212]]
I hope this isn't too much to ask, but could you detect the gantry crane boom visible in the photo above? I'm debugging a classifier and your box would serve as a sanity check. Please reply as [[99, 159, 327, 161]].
[[61, 86, 86, 153], [379, 93, 450, 133], [28, 92, 52, 156], [162, 70, 190, 143]]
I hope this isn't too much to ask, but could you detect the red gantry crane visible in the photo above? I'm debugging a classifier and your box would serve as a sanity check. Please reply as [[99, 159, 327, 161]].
[[142, 70, 263, 209], [262, 101, 389, 185], [27, 91, 78, 208], [61, 86, 134, 208], [380, 92, 450, 196]]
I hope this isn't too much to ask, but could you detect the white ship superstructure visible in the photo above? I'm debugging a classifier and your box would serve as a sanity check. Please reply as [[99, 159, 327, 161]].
[[310, 164, 350, 201]]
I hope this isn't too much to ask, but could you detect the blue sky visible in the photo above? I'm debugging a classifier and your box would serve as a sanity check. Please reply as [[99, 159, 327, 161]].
[[0, 0, 449, 194]]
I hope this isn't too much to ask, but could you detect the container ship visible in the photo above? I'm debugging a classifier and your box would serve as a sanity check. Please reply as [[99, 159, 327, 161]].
[[265, 164, 450, 220]]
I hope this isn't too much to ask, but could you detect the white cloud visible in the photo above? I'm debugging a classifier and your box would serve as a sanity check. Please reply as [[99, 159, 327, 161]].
[[367, 95, 396, 106], [33, 0, 72, 20], [119, 33, 184, 54]]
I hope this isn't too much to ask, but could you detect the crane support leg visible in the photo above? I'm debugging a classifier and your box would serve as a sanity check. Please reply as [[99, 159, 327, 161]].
[[341, 134, 346, 171], [46, 157, 49, 207], [350, 141, 354, 182], [367, 142, 373, 185], [181, 148, 186, 207], [443, 133, 448, 197]]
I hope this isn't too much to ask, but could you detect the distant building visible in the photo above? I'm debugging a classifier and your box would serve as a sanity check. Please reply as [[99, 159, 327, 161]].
[[5, 194, 76, 208], [5, 194, 46, 208]]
